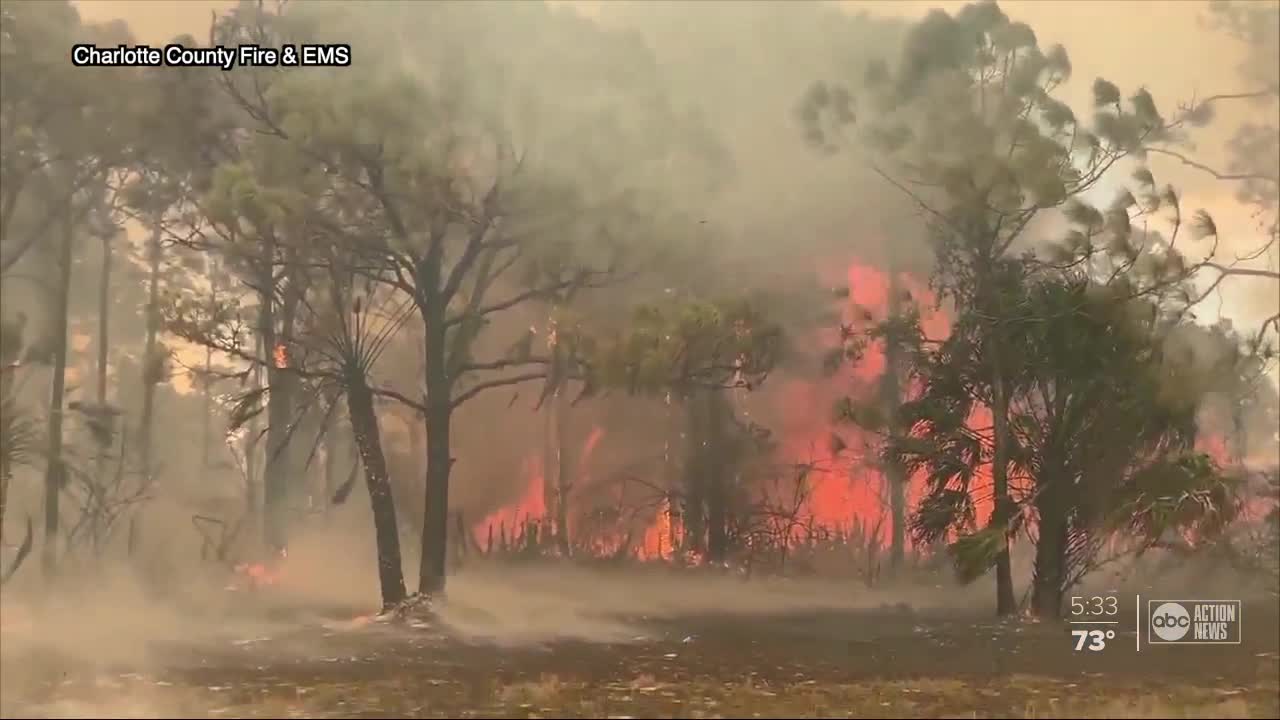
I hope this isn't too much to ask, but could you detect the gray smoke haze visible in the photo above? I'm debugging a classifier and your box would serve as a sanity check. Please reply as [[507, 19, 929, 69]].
[[0, 3, 1274, 693]]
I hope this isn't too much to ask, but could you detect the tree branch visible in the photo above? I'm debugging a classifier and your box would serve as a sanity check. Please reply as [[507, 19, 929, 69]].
[[1202, 261, 1280, 281], [451, 371, 545, 409], [1146, 147, 1279, 185], [458, 356, 551, 373], [370, 386, 428, 415]]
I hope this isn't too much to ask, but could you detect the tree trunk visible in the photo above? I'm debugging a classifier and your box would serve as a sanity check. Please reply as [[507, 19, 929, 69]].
[[138, 225, 161, 476], [94, 227, 112, 505], [346, 374, 407, 609], [1230, 396, 1247, 465], [542, 401, 556, 547], [244, 358, 261, 520], [682, 393, 707, 556], [663, 393, 679, 556], [263, 367, 295, 551], [553, 389, 572, 556], [978, 252, 1017, 617], [1031, 473, 1068, 619], [292, 398, 322, 511], [200, 344, 211, 487], [882, 269, 907, 573], [408, 332, 428, 540], [0, 393, 9, 546], [989, 360, 1017, 617], [418, 308, 452, 597], [262, 280, 297, 553], [41, 215, 74, 577], [705, 390, 729, 565], [323, 415, 342, 518], [96, 235, 110, 401]]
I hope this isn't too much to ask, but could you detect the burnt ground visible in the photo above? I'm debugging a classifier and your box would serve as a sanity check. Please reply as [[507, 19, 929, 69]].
[[2, 598, 1278, 719]]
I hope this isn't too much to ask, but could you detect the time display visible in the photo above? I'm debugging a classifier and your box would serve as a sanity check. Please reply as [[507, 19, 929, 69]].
[[1070, 595, 1119, 616]]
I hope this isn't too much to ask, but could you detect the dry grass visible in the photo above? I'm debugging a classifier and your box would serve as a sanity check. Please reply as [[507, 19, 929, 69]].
[[497, 674, 572, 707], [3, 668, 1273, 719], [1024, 697, 1253, 719], [4, 584, 1275, 719]]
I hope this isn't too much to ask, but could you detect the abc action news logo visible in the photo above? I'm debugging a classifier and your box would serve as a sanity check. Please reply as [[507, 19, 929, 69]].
[[1147, 600, 1242, 644]]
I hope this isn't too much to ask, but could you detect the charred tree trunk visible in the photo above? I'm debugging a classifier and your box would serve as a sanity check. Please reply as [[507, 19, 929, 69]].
[[263, 365, 296, 551], [418, 298, 452, 597], [0, 398, 9, 546], [95, 229, 112, 487], [262, 268, 298, 553], [420, 400, 451, 595], [989, 348, 1017, 616], [323, 415, 343, 518], [662, 393, 678, 555], [138, 225, 162, 477], [41, 216, 74, 577], [1230, 394, 1247, 465], [553, 389, 572, 556], [542, 401, 556, 545], [682, 393, 707, 556], [346, 374, 407, 609], [244, 357, 261, 521], [292, 397, 323, 511], [977, 253, 1017, 617], [705, 391, 729, 565], [0, 319, 16, 544], [1031, 470, 1068, 619], [882, 269, 908, 573]]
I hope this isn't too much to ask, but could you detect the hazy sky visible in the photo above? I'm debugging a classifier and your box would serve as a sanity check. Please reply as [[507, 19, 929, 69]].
[[70, 0, 1277, 328]]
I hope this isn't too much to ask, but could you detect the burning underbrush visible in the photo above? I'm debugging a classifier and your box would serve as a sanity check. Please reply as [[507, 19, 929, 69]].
[[449, 260, 971, 582], [448, 256, 1273, 596]]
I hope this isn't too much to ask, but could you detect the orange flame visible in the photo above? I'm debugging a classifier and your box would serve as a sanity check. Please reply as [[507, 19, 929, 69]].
[[473, 426, 625, 553], [640, 496, 677, 560], [474, 456, 547, 548], [762, 260, 995, 549], [471, 260, 1001, 561], [229, 547, 287, 591], [273, 343, 288, 369]]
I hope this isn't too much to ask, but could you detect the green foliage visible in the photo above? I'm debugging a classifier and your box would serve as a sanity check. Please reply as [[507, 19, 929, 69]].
[[585, 297, 784, 398], [1109, 452, 1243, 542], [1091, 78, 1121, 108], [948, 526, 1006, 584], [801, 1, 1188, 297], [896, 266, 1245, 588], [801, 3, 1238, 600], [0, 1, 143, 271]]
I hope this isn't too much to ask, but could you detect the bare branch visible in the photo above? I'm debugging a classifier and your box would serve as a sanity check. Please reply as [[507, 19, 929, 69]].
[[458, 356, 551, 373], [1202, 261, 1280, 281], [451, 371, 545, 409], [1146, 147, 1279, 185]]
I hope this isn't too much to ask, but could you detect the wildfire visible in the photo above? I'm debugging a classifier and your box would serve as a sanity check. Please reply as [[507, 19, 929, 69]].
[[228, 547, 287, 591], [273, 342, 289, 369], [761, 262, 960, 547], [473, 456, 547, 549], [472, 260, 1001, 560], [639, 496, 678, 560], [272, 338, 290, 366], [471, 427, 610, 550]]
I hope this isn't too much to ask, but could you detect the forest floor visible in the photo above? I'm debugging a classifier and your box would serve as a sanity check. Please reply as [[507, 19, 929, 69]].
[[2, 589, 1278, 719]]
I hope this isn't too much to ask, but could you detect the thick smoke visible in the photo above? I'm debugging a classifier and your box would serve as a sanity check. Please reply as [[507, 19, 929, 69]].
[[0, 3, 1274, 687]]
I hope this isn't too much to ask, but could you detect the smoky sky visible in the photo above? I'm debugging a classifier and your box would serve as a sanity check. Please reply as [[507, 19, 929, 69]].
[[70, 0, 1277, 330]]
